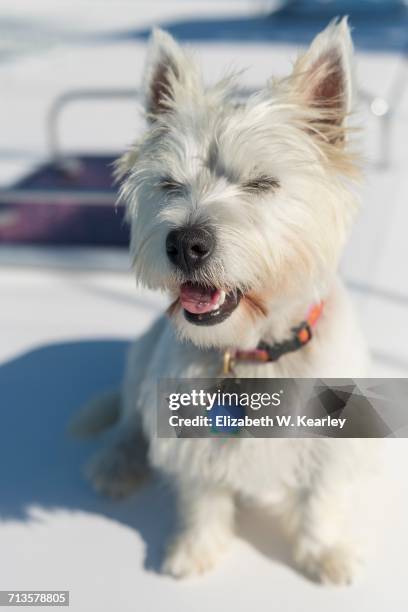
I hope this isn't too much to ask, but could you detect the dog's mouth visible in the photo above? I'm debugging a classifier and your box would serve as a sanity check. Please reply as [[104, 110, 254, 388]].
[[180, 283, 241, 326]]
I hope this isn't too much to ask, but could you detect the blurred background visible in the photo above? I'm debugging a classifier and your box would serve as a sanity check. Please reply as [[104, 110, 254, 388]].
[[1, 2, 408, 611]]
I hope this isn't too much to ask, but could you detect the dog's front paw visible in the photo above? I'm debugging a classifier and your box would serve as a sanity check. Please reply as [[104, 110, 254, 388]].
[[162, 530, 231, 579], [295, 541, 362, 586]]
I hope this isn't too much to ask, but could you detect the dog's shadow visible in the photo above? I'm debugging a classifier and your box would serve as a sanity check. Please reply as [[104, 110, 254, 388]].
[[0, 339, 294, 574]]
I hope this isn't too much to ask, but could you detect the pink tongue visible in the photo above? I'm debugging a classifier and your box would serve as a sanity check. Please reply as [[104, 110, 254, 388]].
[[180, 284, 221, 315]]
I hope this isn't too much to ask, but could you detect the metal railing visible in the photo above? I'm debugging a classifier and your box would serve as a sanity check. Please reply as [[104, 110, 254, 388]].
[[45, 82, 399, 168]]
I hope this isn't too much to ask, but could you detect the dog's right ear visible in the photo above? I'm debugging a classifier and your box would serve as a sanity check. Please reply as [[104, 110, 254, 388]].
[[143, 29, 197, 120]]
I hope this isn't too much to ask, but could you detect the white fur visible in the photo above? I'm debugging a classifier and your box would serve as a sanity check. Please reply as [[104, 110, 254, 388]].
[[85, 19, 379, 584]]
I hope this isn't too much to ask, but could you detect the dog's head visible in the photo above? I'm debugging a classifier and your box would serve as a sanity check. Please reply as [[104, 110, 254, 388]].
[[118, 18, 359, 349]]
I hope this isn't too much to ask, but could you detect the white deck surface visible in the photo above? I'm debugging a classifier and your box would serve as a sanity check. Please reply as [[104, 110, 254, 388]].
[[1, 2, 408, 611]]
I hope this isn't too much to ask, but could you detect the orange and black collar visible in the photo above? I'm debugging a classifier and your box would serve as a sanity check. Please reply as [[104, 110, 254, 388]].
[[222, 302, 324, 375]]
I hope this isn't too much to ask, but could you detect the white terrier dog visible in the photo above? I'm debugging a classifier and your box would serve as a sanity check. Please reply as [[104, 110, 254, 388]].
[[73, 18, 378, 585]]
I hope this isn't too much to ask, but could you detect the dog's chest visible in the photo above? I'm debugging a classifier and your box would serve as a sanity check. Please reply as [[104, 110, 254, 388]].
[[148, 435, 300, 499], [135, 329, 307, 497]]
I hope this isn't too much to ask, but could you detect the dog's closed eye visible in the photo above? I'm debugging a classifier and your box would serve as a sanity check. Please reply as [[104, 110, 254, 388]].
[[242, 176, 280, 194], [158, 176, 186, 195]]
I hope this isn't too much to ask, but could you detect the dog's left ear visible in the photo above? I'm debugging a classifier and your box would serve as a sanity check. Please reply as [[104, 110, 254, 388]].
[[142, 29, 199, 120], [290, 17, 353, 145]]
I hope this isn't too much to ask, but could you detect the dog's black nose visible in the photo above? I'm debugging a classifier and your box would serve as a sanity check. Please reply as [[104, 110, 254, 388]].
[[166, 225, 215, 272]]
